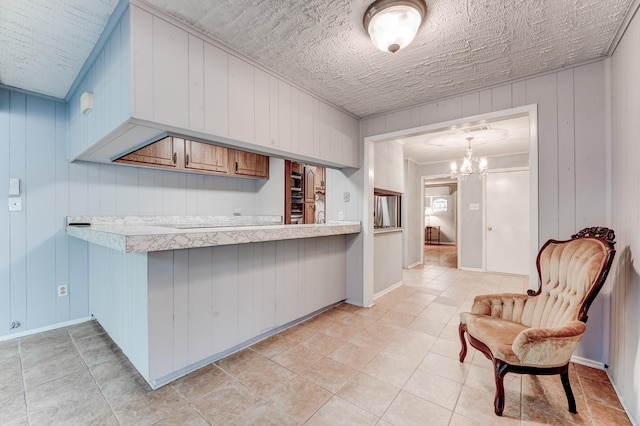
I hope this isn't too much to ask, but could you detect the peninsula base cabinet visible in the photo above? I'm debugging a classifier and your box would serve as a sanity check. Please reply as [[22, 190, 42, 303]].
[[88, 236, 347, 388]]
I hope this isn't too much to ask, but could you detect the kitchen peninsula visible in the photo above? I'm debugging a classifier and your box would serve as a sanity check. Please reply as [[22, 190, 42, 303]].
[[67, 215, 360, 388]]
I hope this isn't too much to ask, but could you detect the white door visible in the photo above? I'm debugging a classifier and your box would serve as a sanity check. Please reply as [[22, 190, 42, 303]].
[[486, 170, 530, 275]]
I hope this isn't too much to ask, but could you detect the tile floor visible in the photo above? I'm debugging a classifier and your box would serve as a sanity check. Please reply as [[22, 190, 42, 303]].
[[0, 247, 631, 425]]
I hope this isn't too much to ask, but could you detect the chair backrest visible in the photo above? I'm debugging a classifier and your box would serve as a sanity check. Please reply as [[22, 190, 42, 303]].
[[522, 227, 616, 328]]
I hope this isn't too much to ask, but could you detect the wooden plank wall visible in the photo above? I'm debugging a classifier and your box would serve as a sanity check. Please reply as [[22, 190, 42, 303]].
[[358, 60, 608, 360], [146, 236, 347, 384], [67, 7, 131, 160], [609, 7, 640, 425]]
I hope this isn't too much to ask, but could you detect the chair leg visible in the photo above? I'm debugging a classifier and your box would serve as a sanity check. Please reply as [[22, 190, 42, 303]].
[[458, 323, 467, 362], [560, 368, 577, 414], [493, 360, 509, 416]]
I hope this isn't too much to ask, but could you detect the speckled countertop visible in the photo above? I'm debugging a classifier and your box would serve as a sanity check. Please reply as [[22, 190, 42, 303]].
[[66, 216, 361, 253]]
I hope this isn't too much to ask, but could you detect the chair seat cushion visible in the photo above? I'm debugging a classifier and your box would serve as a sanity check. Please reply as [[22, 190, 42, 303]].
[[461, 312, 527, 365]]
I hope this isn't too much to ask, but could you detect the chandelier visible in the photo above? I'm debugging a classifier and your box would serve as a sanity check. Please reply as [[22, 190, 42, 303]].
[[450, 137, 488, 179]]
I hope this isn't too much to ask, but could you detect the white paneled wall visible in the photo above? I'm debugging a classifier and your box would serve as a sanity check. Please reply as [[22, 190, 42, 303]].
[[609, 6, 640, 425], [403, 160, 422, 268], [358, 61, 608, 360]]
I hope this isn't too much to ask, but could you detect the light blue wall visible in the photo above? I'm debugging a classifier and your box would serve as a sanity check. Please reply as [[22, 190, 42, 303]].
[[0, 87, 279, 338], [67, 6, 131, 160]]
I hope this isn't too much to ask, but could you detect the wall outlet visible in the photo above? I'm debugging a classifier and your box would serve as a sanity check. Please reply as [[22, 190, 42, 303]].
[[57, 285, 68, 297], [233, 207, 241, 216], [338, 211, 344, 220], [8, 197, 22, 211], [9, 321, 21, 330], [469, 203, 480, 210]]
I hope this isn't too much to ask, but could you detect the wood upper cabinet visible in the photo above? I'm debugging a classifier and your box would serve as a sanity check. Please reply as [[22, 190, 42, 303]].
[[115, 136, 178, 168], [185, 140, 229, 174], [304, 166, 316, 203], [232, 150, 269, 179], [115, 136, 269, 179]]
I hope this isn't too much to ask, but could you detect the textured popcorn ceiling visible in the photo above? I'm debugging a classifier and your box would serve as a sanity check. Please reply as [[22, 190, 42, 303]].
[[0, 0, 119, 99], [0, 0, 633, 116], [145, 0, 634, 117]]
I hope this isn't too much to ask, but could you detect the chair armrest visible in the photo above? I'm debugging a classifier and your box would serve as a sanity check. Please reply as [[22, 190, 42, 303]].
[[470, 293, 530, 322], [512, 321, 587, 367]]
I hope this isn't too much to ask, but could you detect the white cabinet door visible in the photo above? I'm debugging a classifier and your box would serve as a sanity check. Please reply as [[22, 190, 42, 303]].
[[228, 56, 255, 143], [278, 80, 292, 152], [203, 42, 228, 137], [188, 34, 205, 131], [269, 75, 279, 148], [152, 17, 189, 128], [131, 6, 154, 120], [254, 69, 270, 147], [298, 90, 314, 157]]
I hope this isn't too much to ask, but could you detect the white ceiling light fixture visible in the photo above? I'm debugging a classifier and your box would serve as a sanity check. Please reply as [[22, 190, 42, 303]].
[[450, 137, 488, 179], [363, 0, 427, 53]]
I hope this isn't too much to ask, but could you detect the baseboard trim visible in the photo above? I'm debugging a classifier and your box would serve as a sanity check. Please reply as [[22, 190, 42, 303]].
[[458, 266, 484, 272], [374, 281, 404, 299], [0, 316, 93, 342], [407, 262, 422, 269], [570, 355, 605, 370]]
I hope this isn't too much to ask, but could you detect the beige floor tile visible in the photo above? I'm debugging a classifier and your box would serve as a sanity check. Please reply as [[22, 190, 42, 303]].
[[191, 381, 260, 425], [267, 376, 332, 422], [340, 312, 379, 329], [383, 390, 452, 426], [418, 352, 470, 384], [67, 319, 105, 341], [354, 303, 389, 319], [448, 412, 477, 425], [335, 302, 362, 313], [27, 369, 116, 425], [272, 344, 324, 374], [153, 405, 210, 425], [416, 308, 455, 324], [171, 363, 234, 402], [404, 367, 463, 411], [250, 334, 296, 358], [454, 384, 520, 424], [303, 312, 339, 331], [19, 327, 70, 353], [238, 358, 297, 397], [215, 348, 266, 377], [587, 399, 632, 426], [306, 395, 379, 426], [74, 332, 123, 368], [323, 321, 363, 341], [21, 341, 86, 389], [230, 400, 297, 426], [362, 353, 417, 388], [300, 330, 344, 355], [430, 337, 465, 360], [0, 388, 26, 425], [113, 384, 188, 426], [328, 341, 379, 371], [379, 309, 416, 326], [337, 372, 399, 417], [302, 357, 358, 393], [408, 316, 446, 336], [279, 323, 317, 343]]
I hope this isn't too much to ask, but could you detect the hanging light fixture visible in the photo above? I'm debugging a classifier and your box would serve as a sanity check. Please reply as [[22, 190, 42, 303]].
[[363, 0, 427, 53], [450, 137, 488, 179]]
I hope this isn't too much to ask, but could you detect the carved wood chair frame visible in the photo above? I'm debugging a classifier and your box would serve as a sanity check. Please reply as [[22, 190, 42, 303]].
[[458, 227, 616, 416]]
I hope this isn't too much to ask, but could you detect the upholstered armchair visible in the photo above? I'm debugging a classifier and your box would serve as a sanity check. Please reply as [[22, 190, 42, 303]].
[[458, 227, 616, 416]]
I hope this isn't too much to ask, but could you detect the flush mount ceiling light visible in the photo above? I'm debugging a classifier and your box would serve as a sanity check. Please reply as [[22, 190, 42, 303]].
[[363, 0, 427, 53]]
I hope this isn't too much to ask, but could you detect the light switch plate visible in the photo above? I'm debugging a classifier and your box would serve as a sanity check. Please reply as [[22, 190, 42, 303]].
[[9, 178, 19, 195], [8, 197, 22, 211]]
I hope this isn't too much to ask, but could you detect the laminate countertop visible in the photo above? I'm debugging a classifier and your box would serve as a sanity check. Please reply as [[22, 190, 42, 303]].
[[66, 215, 361, 253]]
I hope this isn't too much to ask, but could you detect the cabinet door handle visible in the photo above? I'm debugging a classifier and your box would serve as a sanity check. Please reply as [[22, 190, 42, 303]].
[[173, 152, 177, 164], [186, 154, 190, 165], [235, 162, 238, 172]]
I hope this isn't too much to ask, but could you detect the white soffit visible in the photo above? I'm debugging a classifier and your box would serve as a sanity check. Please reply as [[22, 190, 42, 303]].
[[145, 0, 635, 117], [0, 0, 118, 99]]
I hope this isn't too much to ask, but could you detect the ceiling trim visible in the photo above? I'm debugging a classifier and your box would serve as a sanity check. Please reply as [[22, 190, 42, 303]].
[[0, 83, 66, 103], [412, 150, 530, 167], [606, 0, 640, 56]]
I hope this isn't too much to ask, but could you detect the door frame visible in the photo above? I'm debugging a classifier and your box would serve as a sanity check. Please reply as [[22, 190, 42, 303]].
[[364, 104, 539, 306]]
